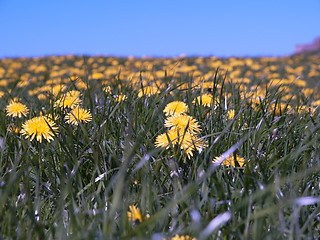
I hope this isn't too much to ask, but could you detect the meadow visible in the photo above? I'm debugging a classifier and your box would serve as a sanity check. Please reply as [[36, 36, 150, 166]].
[[0, 53, 319, 239]]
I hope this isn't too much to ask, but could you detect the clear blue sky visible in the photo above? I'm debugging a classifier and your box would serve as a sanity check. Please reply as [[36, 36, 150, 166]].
[[0, 0, 319, 58]]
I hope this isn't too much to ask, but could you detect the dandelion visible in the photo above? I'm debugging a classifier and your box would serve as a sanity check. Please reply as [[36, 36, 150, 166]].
[[0, 79, 9, 87], [292, 79, 306, 87], [200, 81, 218, 90], [227, 109, 235, 119], [312, 99, 320, 106], [212, 154, 247, 167], [170, 234, 196, 240], [6, 101, 29, 118], [91, 72, 104, 80], [183, 136, 207, 158], [164, 114, 201, 133], [114, 94, 127, 102], [268, 102, 288, 116], [17, 80, 30, 88], [21, 116, 58, 143], [37, 93, 47, 100], [65, 107, 92, 125], [155, 129, 205, 158], [137, 86, 160, 97], [127, 205, 143, 223], [54, 90, 81, 109], [7, 124, 20, 134], [163, 101, 188, 116], [75, 80, 88, 90], [155, 129, 193, 150], [193, 93, 214, 107], [49, 84, 67, 97], [103, 85, 112, 94]]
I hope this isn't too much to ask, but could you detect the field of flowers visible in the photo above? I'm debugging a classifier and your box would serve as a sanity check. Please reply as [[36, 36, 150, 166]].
[[0, 53, 319, 239]]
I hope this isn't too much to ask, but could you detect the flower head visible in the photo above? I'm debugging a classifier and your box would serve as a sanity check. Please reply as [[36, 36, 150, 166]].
[[54, 90, 81, 109], [164, 114, 201, 133], [155, 129, 206, 158], [164, 101, 189, 116], [227, 109, 235, 119], [114, 94, 127, 102], [170, 234, 196, 240], [45, 84, 67, 97], [183, 136, 207, 158], [103, 85, 112, 94], [138, 86, 160, 97], [155, 129, 193, 149], [193, 93, 214, 107], [7, 124, 20, 134], [21, 116, 58, 143], [6, 101, 29, 118], [268, 102, 288, 116], [65, 107, 92, 125], [127, 205, 143, 223], [212, 154, 247, 167]]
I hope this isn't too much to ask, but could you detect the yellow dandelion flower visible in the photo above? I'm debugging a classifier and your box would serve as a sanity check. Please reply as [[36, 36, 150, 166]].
[[21, 116, 58, 143], [0, 91, 4, 98], [10, 97, 21, 102], [37, 93, 47, 100], [155, 129, 205, 158], [50, 84, 67, 97], [170, 234, 196, 240], [69, 75, 79, 81], [212, 154, 247, 167], [268, 102, 288, 116], [54, 90, 81, 109], [164, 114, 201, 133], [0, 79, 9, 87], [163, 101, 189, 116], [17, 80, 30, 88], [114, 94, 127, 102], [312, 99, 320, 106], [6, 101, 29, 118], [200, 81, 219, 90], [7, 124, 20, 134], [292, 79, 306, 87], [103, 86, 112, 94], [65, 107, 92, 125], [193, 94, 214, 107], [75, 80, 88, 90], [184, 136, 207, 158], [137, 86, 160, 97], [302, 88, 314, 97], [227, 109, 235, 119], [127, 205, 143, 223], [91, 72, 104, 80], [155, 129, 193, 149]]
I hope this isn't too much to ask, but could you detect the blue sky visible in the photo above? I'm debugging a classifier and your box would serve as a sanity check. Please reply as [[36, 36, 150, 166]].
[[0, 0, 319, 58]]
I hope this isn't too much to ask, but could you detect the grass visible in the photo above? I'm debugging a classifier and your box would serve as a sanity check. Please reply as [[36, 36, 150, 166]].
[[0, 53, 319, 239]]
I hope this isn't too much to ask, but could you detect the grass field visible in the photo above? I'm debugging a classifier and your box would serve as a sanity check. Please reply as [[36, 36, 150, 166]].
[[0, 53, 319, 239]]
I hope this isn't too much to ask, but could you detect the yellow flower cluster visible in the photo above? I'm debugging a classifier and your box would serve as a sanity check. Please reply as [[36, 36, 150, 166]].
[[5, 90, 92, 143], [155, 101, 207, 158], [1, 54, 319, 146]]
